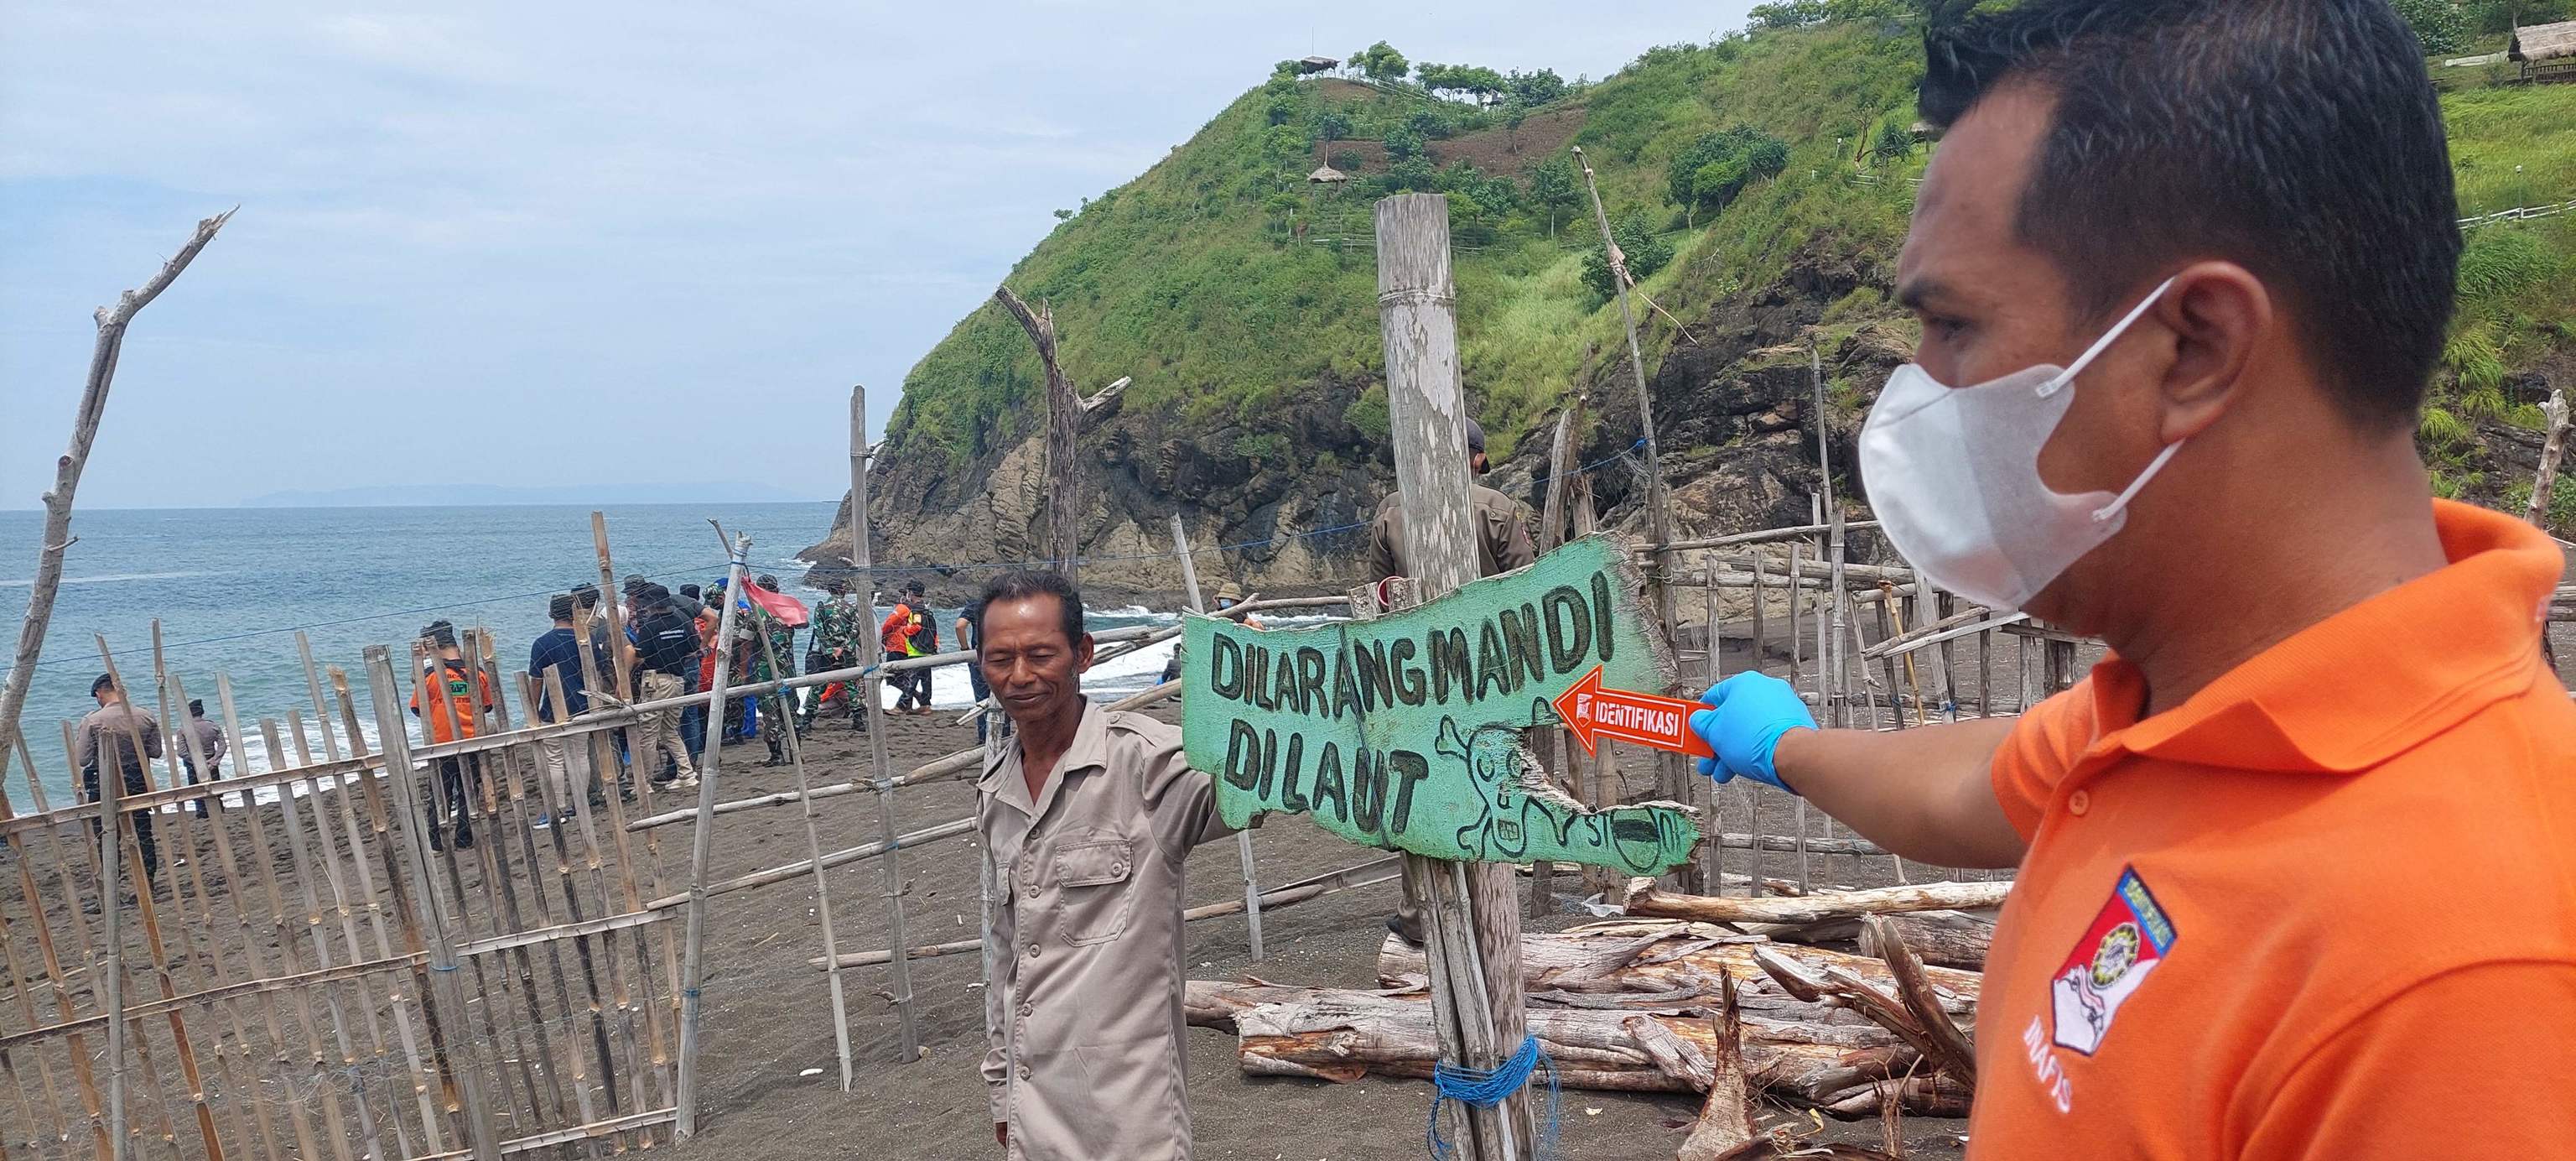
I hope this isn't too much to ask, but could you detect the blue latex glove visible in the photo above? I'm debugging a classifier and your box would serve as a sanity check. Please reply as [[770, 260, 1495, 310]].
[[1689, 672, 1815, 793]]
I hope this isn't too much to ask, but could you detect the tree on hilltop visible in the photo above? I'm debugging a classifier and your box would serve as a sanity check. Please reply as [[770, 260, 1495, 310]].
[[1348, 41, 1410, 84]]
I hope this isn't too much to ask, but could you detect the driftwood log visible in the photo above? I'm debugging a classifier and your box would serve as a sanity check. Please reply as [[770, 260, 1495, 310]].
[[1775, 910, 1994, 971], [1618, 878, 2010, 927], [1184, 980, 1969, 1117], [1377, 925, 1980, 1018]]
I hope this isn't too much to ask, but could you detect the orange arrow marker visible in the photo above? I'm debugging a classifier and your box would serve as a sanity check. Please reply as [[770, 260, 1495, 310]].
[[1550, 664, 1716, 760]]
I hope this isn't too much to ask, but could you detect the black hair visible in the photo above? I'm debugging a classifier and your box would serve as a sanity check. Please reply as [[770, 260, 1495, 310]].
[[679, 584, 701, 600], [549, 594, 576, 622], [905, 580, 926, 596], [91, 674, 117, 696], [421, 620, 458, 648], [756, 575, 780, 591], [639, 584, 673, 607], [189, 699, 206, 716], [977, 570, 1086, 648], [1920, 0, 2459, 430], [571, 583, 601, 609]]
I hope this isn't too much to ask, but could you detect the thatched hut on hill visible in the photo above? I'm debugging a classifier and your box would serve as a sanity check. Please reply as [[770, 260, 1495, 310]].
[[2512, 20, 2576, 82], [1306, 164, 1349, 185]]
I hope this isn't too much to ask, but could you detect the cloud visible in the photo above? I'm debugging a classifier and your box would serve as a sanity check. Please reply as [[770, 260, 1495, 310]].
[[1, 0, 1753, 509]]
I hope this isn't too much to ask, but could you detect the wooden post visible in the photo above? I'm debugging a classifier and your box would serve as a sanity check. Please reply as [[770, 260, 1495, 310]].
[[1571, 145, 1688, 849], [995, 288, 1083, 586], [849, 387, 922, 1062], [1698, 552, 1722, 894], [93, 679, 128, 1161], [298, 630, 344, 762], [362, 648, 503, 1161], [1376, 192, 1530, 1160], [1529, 403, 1583, 918], [1171, 515, 1266, 961], [675, 533, 752, 1136]]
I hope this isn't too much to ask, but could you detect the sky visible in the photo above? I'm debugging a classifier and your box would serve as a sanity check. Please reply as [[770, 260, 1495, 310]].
[[2, 2, 1754, 510]]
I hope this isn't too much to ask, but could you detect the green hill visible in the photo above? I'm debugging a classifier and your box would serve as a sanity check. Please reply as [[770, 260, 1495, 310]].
[[816, 13, 2576, 595]]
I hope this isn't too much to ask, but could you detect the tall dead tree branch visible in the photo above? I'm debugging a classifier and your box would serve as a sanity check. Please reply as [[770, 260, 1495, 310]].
[[1, 208, 233, 786], [994, 284, 1082, 584]]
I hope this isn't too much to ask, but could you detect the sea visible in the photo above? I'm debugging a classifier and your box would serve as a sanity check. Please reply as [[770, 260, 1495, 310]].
[[0, 502, 1244, 809]]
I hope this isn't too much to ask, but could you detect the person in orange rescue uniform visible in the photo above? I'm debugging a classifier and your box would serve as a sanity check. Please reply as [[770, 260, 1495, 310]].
[[1686, 2, 2576, 1157]]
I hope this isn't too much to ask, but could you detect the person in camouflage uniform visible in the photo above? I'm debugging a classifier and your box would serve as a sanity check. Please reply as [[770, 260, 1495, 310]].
[[751, 575, 801, 764], [802, 575, 867, 731]]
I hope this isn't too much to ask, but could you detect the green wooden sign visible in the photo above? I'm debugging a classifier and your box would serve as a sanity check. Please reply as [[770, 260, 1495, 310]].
[[1180, 535, 1701, 873]]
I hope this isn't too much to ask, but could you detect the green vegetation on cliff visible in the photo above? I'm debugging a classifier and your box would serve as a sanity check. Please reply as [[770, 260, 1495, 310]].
[[879, 11, 2576, 533]]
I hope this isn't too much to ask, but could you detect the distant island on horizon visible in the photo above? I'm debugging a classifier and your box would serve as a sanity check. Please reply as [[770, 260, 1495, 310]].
[[238, 482, 823, 508]]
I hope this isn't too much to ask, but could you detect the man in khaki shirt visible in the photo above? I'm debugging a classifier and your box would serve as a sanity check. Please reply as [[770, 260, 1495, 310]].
[[1364, 419, 1537, 584], [976, 570, 1233, 1159], [75, 673, 164, 884]]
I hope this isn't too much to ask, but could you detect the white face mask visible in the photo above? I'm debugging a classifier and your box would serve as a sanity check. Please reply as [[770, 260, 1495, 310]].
[[1858, 278, 2183, 612]]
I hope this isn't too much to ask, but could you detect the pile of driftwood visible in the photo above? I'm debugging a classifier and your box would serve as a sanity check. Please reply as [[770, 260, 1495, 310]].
[[1187, 878, 2005, 1158]]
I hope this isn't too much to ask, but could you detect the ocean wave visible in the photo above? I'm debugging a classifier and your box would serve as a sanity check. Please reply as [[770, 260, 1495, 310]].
[[0, 570, 223, 588]]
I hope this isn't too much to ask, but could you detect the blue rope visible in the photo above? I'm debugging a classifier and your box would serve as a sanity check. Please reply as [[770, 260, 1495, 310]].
[[1427, 1034, 1559, 1161]]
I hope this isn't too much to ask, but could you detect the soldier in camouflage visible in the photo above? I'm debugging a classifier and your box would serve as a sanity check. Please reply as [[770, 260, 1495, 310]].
[[802, 575, 868, 731]]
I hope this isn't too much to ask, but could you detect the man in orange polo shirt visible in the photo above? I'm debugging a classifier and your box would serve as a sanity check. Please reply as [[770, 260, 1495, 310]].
[[1690, 1, 2576, 1156]]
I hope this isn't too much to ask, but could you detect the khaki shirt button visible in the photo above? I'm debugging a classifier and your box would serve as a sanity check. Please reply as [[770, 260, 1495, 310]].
[[1026, 944, 1040, 959], [2067, 789, 2091, 816], [1019, 1002, 1032, 1018], [1017, 1065, 1030, 1080]]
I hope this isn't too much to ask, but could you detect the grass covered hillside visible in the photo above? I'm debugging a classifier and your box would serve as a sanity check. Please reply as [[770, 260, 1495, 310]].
[[842, 10, 2576, 593]]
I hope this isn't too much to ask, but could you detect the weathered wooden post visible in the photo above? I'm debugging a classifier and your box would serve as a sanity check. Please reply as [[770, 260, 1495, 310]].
[[1530, 403, 1583, 918], [675, 532, 753, 1137], [1171, 514, 1267, 961], [363, 646, 505, 1161], [851, 386, 922, 1060], [1376, 191, 1532, 1160]]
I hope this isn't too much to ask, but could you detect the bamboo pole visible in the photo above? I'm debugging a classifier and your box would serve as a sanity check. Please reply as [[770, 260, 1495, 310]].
[[644, 819, 976, 912], [0, 210, 231, 794], [190, 679, 330, 1161], [1170, 513, 1266, 961], [434, 633, 538, 1134], [94, 679, 129, 1161], [0, 752, 73, 1157], [323, 668, 450, 1153], [92, 640, 223, 1161], [1650, 521, 1884, 554], [591, 513, 688, 1070], [1376, 192, 1527, 1160], [300, 632, 345, 763], [1572, 144, 1687, 861], [463, 664, 602, 1146], [281, 700, 423, 1161], [3, 735, 106, 1155], [361, 648, 503, 1161], [154, 679, 291, 1161], [847, 388, 922, 1064], [527, 669, 635, 1142], [143, 637, 274, 1161], [1700, 553, 1722, 895], [247, 713, 385, 1161], [750, 582, 854, 1090], [673, 533, 752, 1137]]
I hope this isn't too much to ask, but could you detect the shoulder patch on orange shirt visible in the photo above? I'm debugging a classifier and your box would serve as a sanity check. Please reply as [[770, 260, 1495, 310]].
[[2049, 867, 2176, 1057]]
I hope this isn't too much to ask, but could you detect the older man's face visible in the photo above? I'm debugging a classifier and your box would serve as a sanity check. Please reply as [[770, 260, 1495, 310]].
[[979, 593, 1093, 727]]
